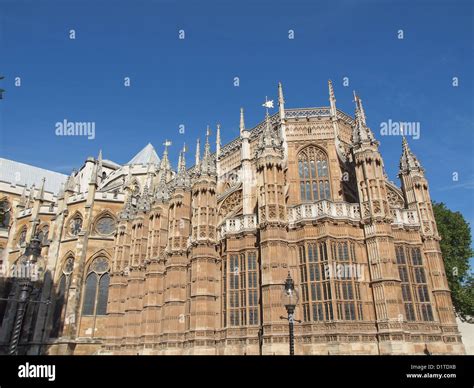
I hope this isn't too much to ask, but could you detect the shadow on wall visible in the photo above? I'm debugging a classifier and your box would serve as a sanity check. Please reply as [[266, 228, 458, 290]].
[[0, 270, 57, 355]]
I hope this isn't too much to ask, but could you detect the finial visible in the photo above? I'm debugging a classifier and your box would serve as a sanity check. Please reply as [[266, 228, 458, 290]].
[[161, 140, 172, 170], [262, 96, 274, 115], [177, 150, 183, 172], [359, 96, 366, 125], [399, 135, 423, 174], [37, 177, 46, 200], [204, 126, 211, 156], [181, 143, 187, 170], [240, 107, 245, 134], [328, 80, 335, 100], [216, 123, 221, 155], [278, 82, 285, 120], [328, 80, 336, 117], [195, 137, 201, 166]]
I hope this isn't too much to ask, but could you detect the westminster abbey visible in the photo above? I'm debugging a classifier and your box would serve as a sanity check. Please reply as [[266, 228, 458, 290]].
[[0, 82, 465, 355]]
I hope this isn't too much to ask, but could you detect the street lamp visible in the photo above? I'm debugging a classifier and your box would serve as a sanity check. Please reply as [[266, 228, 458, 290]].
[[280, 272, 300, 356], [8, 233, 43, 355]]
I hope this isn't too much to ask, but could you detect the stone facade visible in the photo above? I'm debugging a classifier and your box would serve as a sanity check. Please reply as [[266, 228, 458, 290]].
[[0, 82, 465, 355]]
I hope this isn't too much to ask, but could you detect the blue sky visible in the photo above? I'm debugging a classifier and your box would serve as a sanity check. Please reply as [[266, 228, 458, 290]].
[[0, 0, 473, 264]]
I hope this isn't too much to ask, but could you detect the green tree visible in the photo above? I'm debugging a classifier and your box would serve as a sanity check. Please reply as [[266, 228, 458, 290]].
[[433, 202, 474, 321]]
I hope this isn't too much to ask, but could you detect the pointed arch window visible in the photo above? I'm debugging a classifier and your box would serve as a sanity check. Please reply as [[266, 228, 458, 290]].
[[298, 146, 331, 202], [17, 227, 27, 247], [51, 256, 74, 337], [68, 215, 83, 236], [37, 225, 49, 245], [82, 256, 110, 316]]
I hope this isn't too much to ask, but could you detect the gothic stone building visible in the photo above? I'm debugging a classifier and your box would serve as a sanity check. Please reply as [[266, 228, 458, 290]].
[[0, 82, 465, 355]]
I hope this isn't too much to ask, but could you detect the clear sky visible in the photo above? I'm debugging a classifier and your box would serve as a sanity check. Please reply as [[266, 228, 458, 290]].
[[0, 0, 473, 263]]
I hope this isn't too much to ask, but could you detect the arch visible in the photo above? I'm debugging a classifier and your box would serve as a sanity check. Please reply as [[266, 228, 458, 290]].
[[16, 225, 27, 247], [217, 188, 243, 225], [297, 145, 331, 202], [81, 254, 111, 316], [92, 210, 117, 236], [386, 182, 405, 208], [50, 255, 75, 338], [37, 224, 50, 245], [66, 211, 83, 236]]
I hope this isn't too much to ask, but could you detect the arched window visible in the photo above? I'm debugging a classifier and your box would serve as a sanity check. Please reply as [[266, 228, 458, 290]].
[[51, 256, 74, 338], [37, 225, 49, 245], [94, 215, 116, 236], [68, 215, 83, 236], [0, 199, 11, 228], [17, 227, 27, 247], [298, 146, 331, 202], [82, 256, 110, 316]]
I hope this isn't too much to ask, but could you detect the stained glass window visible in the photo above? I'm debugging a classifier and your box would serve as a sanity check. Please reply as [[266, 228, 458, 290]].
[[298, 146, 331, 202], [82, 257, 110, 316], [38, 225, 49, 245], [69, 216, 82, 236], [95, 216, 116, 236], [18, 227, 27, 247]]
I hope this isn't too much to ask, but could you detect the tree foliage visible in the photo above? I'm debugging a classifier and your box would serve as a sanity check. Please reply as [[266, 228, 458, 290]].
[[433, 202, 474, 321]]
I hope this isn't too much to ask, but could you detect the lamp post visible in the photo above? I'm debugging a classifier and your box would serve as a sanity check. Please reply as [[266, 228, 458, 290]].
[[8, 234, 42, 355], [280, 272, 300, 356]]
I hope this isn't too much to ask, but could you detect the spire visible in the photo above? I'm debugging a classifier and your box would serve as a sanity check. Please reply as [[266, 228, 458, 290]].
[[175, 143, 190, 188], [216, 123, 221, 156], [256, 108, 283, 159], [19, 185, 27, 206], [97, 149, 103, 182], [180, 143, 187, 171], [240, 107, 245, 134], [328, 80, 336, 117], [89, 161, 98, 185], [137, 165, 153, 213], [119, 190, 136, 220], [161, 140, 172, 170], [155, 168, 171, 202], [177, 143, 187, 173], [36, 177, 46, 200], [278, 82, 285, 120], [28, 184, 36, 204], [198, 126, 217, 177], [177, 150, 183, 172], [399, 136, 424, 175], [352, 91, 375, 146], [145, 162, 154, 187], [195, 137, 201, 167], [204, 125, 211, 158]]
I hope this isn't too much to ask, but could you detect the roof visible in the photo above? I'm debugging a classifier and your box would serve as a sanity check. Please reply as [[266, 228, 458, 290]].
[[102, 159, 121, 169], [0, 158, 68, 194], [126, 143, 160, 165]]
